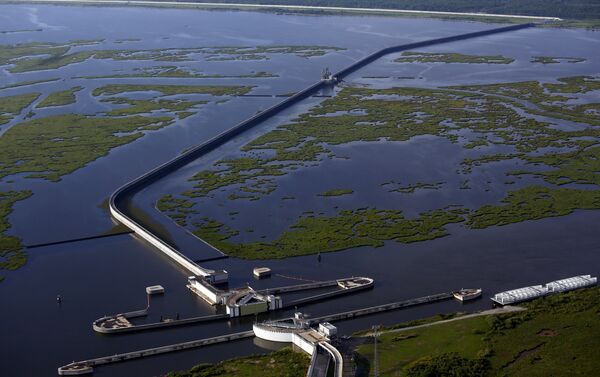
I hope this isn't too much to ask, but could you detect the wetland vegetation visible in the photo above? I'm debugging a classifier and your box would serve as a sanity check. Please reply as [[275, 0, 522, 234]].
[[0, 41, 343, 73], [160, 75, 600, 259], [0, 84, 253, 181], [92, 84, 252, 97], [0, 190, 32, 281], [78, 66, 278, 79], [37, 86, 83, 108], [192, 207, 466, 259], [356, 286, 600, 376], [0, 114, 172, 181], [318, 188, 354, 196], [395, 51, 514, 64], [531, 56, 586, 64], [0, 93, 40, 125]]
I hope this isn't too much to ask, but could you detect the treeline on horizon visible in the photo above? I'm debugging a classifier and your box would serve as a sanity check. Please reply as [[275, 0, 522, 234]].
[[172, 0, 600, 20]]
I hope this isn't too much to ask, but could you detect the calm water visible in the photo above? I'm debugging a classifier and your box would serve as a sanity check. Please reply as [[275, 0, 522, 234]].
[[0, 4, 599, 376]]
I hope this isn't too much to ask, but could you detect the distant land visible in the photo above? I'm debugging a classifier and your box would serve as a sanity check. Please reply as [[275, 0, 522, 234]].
[[178, 0, 599, 20], [18, 0, 599, 28]]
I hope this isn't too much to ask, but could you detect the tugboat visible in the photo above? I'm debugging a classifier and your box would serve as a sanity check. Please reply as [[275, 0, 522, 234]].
[[453, 288, 482, 302]]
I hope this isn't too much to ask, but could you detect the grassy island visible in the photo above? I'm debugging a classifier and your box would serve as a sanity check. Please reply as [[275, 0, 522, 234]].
[[79, 66, 278, 79], [318, 188, 354, 197], [0, 93, 40, 125], [531, 56, 586, 64], [192, 208, 466, 259], [0, 41, 343, 73], [92, 84, 252, 97], [0, 83, 251, 182], [0, 190, 32, 281], [37, 86, 83, 108], [396, 51, 514, 64], [0, 114, 173, 181]]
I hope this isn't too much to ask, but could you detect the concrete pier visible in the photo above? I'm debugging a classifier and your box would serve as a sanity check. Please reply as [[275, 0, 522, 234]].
[[57, 330, 255, 375], [308, 292, 454, 324]]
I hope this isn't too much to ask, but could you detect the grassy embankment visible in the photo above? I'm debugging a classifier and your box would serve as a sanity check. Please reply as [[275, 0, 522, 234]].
[[356, 286, 600, 376], [167, 348, 309, 377], [0, 191, 32, 282], [158, 76, 600, 259]]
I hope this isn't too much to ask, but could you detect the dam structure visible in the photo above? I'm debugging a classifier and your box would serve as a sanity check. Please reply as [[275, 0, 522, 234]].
[[63, 289, 454, 375], [253, 313, 345, 377], [108, 23, 536, 311]]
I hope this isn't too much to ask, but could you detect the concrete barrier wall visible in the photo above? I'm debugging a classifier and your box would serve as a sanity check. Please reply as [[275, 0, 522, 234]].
[[333, 23, 535, 80], [109, 205, 209, 276], [109, 23, 535, 278], [319, 342, 344, 377]]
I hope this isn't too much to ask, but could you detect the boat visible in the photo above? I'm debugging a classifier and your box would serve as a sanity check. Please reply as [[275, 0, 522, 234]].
[[453, 288, 482, 302], [491, 274, 597, 306]]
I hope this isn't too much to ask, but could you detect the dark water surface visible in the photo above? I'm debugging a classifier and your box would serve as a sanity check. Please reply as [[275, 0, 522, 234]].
[[1, 4, 599, 377]]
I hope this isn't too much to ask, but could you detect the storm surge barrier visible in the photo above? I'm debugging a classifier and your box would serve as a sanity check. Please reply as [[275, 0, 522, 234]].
[[109, 22, 535, 278]]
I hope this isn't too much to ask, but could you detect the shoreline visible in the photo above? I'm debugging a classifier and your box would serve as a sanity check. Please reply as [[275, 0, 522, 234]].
[[1, 0, 561, 24]]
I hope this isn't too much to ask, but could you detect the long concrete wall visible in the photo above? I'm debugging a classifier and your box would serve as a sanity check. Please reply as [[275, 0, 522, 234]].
[[58, 330, 255, 375], [109, 23, 535, 279], [333, 23, 534, 80], [309, 292, 454, 324]]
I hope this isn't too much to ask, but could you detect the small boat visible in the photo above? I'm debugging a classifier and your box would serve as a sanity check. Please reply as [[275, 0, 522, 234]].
[[453, 288, 482, 302]]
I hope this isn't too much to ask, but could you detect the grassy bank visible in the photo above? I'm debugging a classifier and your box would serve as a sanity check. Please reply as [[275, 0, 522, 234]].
[[0, 191, 32, 282], [167, 348, 309, 377], [356, 286, 600, 376]]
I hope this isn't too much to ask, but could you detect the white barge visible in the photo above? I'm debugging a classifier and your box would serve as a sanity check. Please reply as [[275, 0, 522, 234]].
[[492, 275, 597, 306]]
